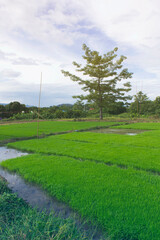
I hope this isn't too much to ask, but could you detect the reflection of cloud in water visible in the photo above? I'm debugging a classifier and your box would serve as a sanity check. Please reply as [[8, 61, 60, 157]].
[[0, 146, 28, 162]]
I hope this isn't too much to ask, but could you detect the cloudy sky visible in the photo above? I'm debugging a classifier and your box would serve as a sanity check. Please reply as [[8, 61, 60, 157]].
[[0, 0, 160, 107]]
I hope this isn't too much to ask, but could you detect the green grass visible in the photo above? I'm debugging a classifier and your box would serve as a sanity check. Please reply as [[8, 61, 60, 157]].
[[51, 130, 160, 148], [0, 121, 120, 142], [0, 176, 101, 240], [113, 122, 160, 130], [7, 128, 160, 173], [1, 154, 160, 240]]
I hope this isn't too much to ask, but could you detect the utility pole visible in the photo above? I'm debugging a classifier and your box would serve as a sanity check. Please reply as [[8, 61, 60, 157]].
[[37, 72, 42, 138]]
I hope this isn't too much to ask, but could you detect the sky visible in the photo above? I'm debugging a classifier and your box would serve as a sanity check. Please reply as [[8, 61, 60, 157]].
[[0, 0, 160, 107]]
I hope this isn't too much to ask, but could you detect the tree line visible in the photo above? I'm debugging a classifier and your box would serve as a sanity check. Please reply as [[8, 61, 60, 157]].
[[0, 44, 159, 120], [0, 92, 160, 120]]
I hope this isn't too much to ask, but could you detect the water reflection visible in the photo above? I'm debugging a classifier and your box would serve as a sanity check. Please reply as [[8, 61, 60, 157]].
[[0, 146, 28, 162], [89, 128, 147, 135]]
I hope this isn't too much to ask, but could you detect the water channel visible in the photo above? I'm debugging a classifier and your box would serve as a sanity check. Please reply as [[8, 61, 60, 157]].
[[0, 146, 76, 216], [0, 146, 104, 239]]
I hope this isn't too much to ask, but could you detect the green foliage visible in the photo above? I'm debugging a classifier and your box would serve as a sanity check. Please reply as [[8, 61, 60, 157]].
[[72, 100, 85, 111], [2, 154, 160, 239], [10, 112, 37, 120], [62, 44, 133, 119], [106, 101, 127, 114], [154, 96, 160, 116], [0, 177, 11, 194], [129, 91, 155, 115], [4, 101, 28, 118], [2, 93, 160, 120], [0, 105, 5, 119]]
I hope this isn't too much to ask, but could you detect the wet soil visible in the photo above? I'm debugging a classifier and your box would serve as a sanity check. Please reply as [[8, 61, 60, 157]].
[[89, 128, 148, 135]]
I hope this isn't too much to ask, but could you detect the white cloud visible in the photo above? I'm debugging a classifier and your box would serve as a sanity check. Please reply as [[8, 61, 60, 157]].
[[12, 57, 39, 65], [0, 0, 160, 105], [0, 50, 6, 60], [0, 69, 21, 79], [81, 0, 160, 47], [0, 0, 88, 47]]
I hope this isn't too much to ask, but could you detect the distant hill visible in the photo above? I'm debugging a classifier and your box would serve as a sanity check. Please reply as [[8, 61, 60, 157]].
[[0, 103, 34, 108], [57, 104, 73, 107], [0, 103, 73, 108], [26, 105, 35, 108], [0, 103, 7, 106]]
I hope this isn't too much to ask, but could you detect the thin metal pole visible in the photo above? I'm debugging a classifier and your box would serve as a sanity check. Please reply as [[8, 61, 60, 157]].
[[136, 81, 139, 116], [37, 72, 42, 138]]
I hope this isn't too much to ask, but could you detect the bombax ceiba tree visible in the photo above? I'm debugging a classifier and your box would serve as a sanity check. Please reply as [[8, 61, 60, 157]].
[[62, 44, 133, 120]]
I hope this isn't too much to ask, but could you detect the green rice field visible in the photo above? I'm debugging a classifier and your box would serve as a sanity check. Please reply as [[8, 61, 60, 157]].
[[7, 127, 160, 172], [0, 121, 119, 142], [1, 121, 160, 239]]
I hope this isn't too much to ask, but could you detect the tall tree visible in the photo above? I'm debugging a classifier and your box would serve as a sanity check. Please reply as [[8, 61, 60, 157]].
[[62, 44, 133, 119]]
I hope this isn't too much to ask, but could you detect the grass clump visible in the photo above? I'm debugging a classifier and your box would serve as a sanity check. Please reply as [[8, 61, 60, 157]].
[[0, 176, 99, 240]]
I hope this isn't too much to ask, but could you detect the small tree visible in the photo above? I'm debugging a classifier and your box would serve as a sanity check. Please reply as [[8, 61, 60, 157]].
[[62, 44, 133, 119], [154, 96, 160, 116], [130, 91, 154, 115], [5, 101, 27, 118], [0, 105, 5, 119]]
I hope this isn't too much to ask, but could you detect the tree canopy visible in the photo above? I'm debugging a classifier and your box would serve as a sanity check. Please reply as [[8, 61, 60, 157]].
[[130, 91, 155, 115], [62, 44, 133, 119]]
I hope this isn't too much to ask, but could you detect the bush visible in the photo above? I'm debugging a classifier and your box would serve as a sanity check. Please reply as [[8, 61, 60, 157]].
[[10, 112, 37, 120]]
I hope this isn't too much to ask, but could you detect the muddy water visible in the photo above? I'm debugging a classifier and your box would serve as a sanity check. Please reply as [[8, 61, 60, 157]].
[[0, 147, 105, 239], [89, 128, 147, 135]]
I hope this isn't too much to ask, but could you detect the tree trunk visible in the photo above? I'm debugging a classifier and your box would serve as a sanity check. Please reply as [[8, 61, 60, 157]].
[[100, 107, 103, 120]]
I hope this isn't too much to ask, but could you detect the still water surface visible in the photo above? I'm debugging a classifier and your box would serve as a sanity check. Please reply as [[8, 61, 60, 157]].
[[89, 128, 147, 135]]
